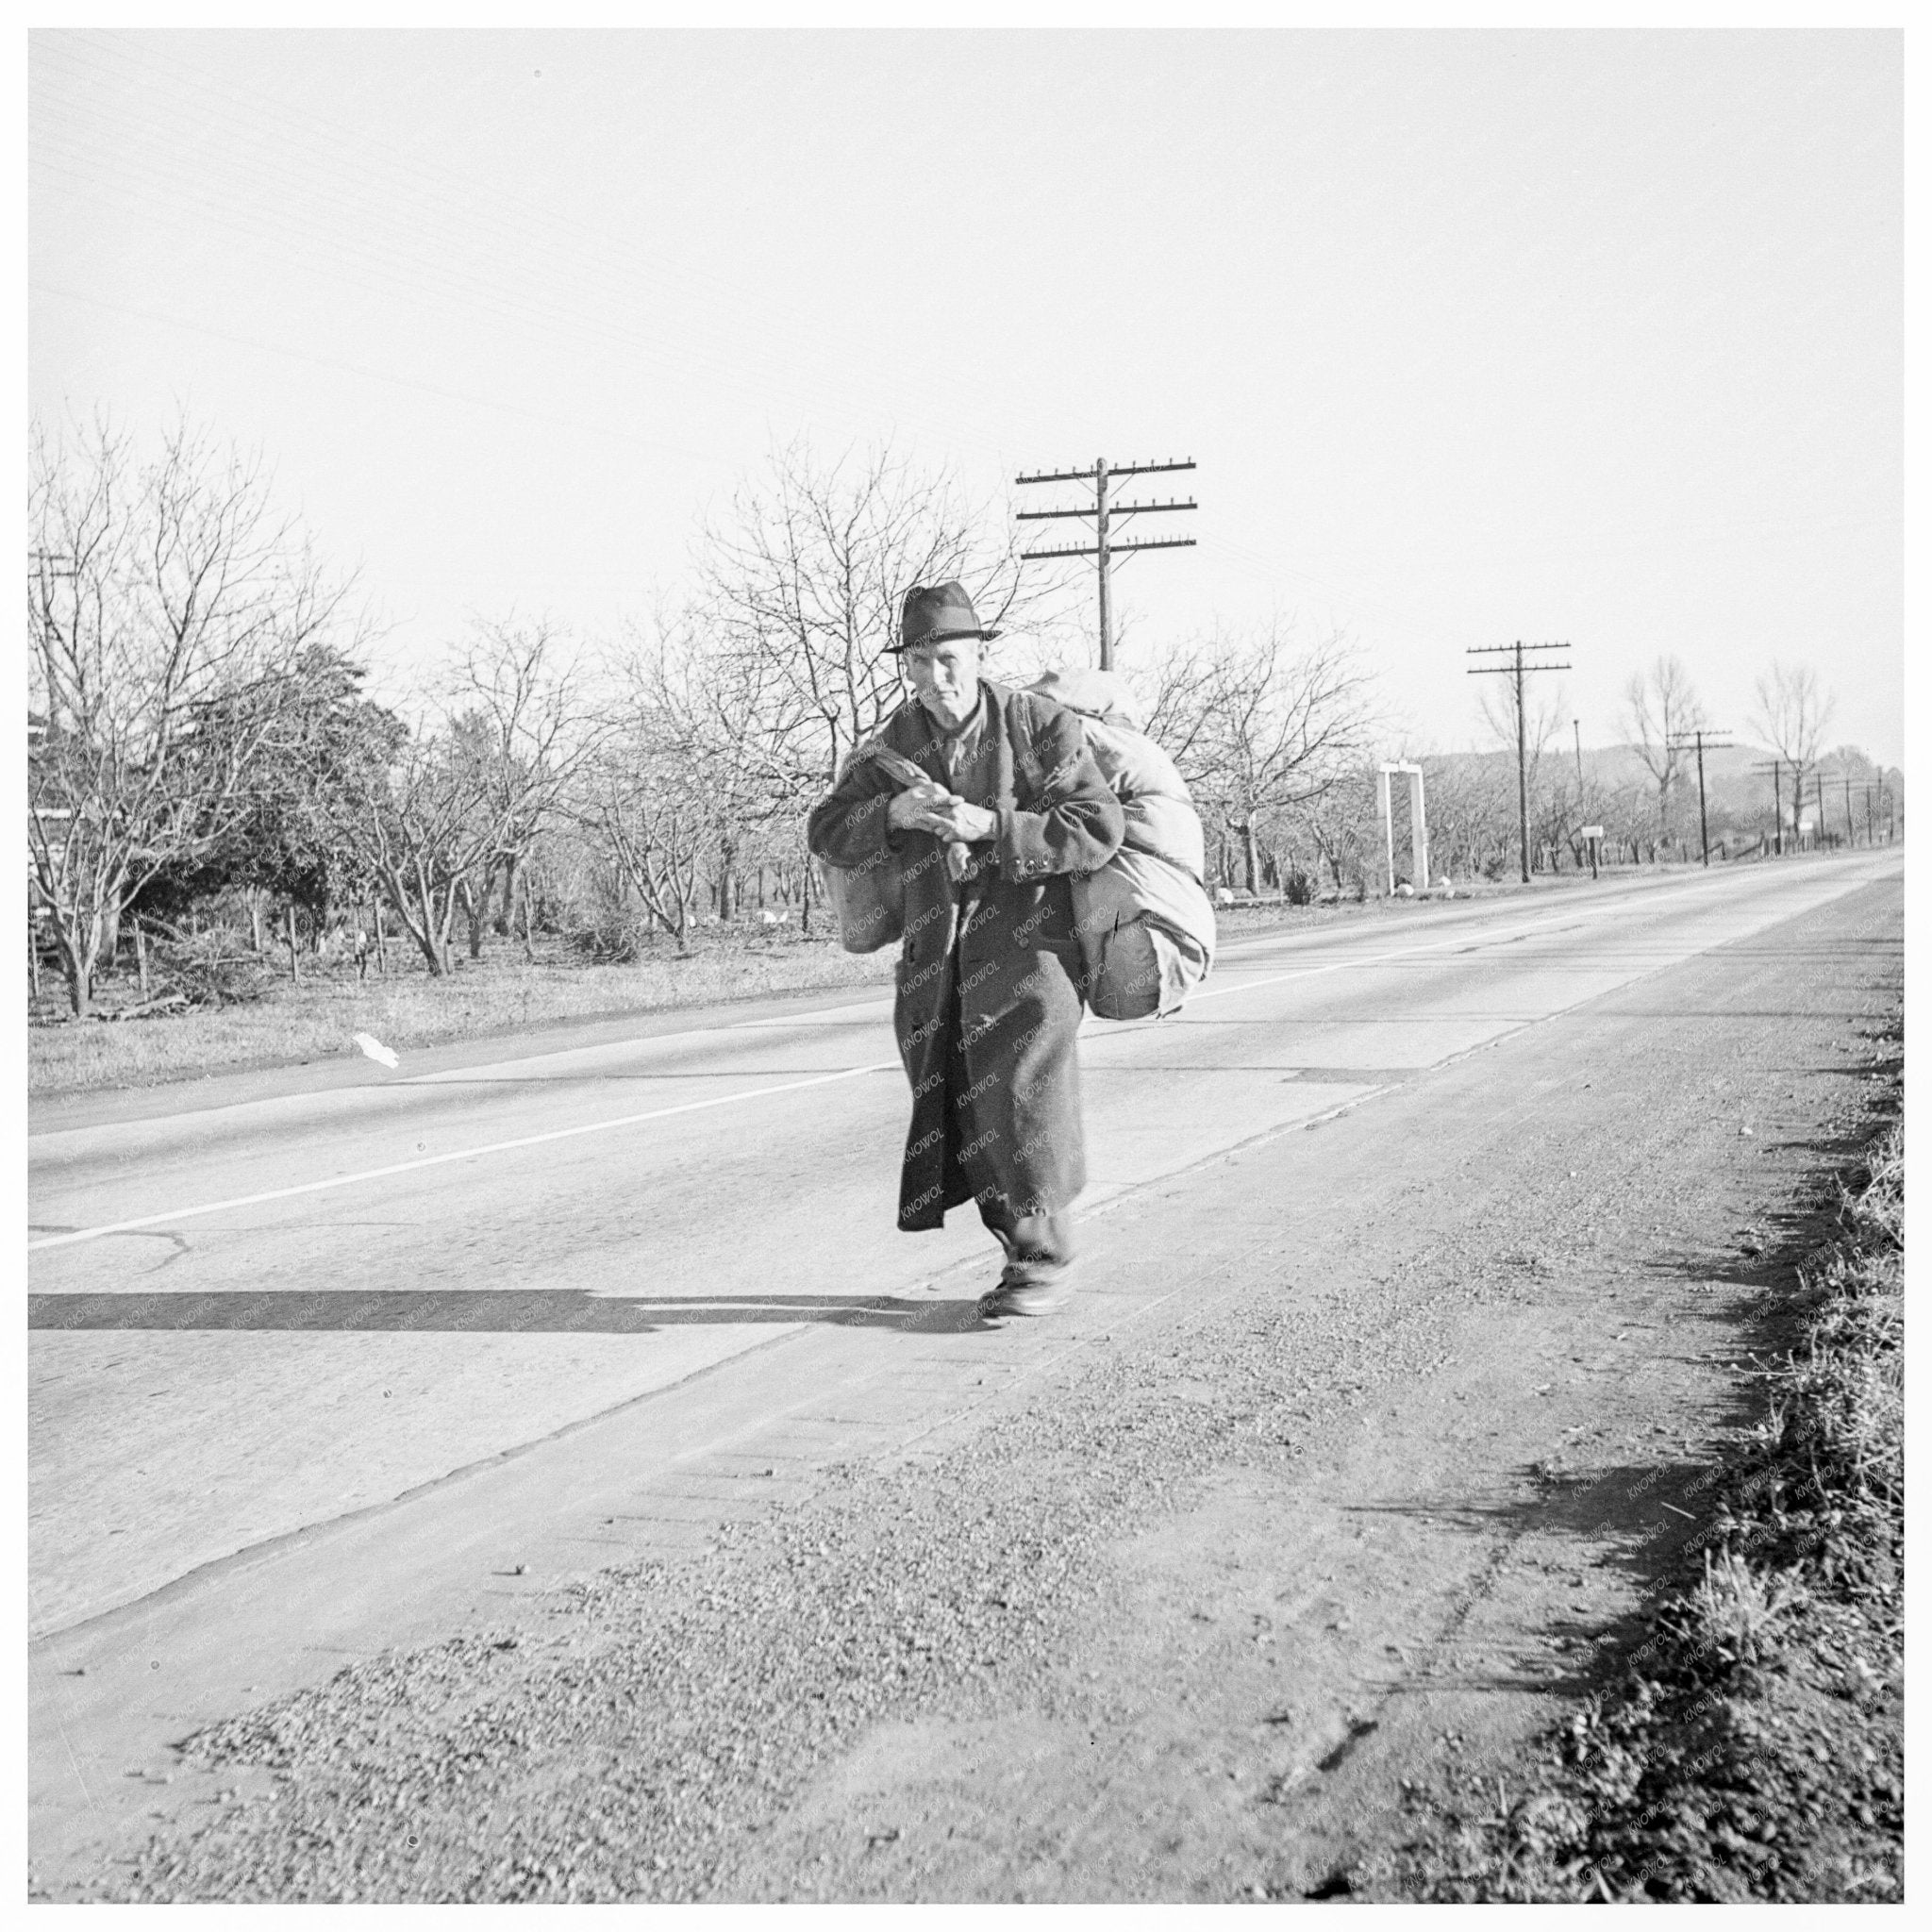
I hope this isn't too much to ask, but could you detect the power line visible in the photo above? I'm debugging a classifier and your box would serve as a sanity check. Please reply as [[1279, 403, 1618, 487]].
[[36, 33, 843, 359], [1014, 458, 1196, 670], [1467, 641, 1572, 885], [32, 34, 1030, 465], [32, 31, 1499, 677], [31, 100, 1055, 524], [30, 44, 813, 360], [1750, 758, 1788, 856], [28, 143, 861, 433], [31, 281, 728, 469], [1667, 727, 1733, 867]]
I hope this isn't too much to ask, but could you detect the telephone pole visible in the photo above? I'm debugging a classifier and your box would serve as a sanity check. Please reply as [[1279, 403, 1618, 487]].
[[1669, 727, 1732, 867], [1753, 758, 1786, 855], [1015, 457, 1196, 671], [1467, 641, 1572, 884]]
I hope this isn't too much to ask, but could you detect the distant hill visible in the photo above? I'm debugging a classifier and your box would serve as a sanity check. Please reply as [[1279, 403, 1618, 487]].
[[1413, 741, 1896, 842]]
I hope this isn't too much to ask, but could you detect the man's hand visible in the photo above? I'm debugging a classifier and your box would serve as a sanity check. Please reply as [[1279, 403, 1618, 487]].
[[921, 796, 998, 843], [887, 783, 996, 843], [887, 781, 950, 832]]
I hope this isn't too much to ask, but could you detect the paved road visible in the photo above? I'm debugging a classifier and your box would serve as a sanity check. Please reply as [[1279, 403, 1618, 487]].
[[27, 852, 1901, 1891], [28, 855, 1896, 1637]]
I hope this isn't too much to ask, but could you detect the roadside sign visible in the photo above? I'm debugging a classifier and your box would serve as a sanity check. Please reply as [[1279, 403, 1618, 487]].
[[1580, 824, 1605, 840]]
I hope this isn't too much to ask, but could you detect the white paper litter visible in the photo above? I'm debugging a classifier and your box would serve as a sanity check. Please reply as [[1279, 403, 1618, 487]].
[[353, 1032, 400, 1069]]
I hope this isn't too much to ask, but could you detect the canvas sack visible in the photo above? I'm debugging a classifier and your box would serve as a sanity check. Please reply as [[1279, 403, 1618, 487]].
[[822, 741, 969, 955], [822, 839, 905, 955], [820, 741, 914, 954], [1028, 669, 1217, 1021], [1074, 849, 1217, 1020]]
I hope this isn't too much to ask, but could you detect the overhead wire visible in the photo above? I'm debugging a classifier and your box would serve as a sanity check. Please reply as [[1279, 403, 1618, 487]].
[[27, 138, 884, 433], [32, 33, 1030, 461], [33, 31, 1512, 675], [30, 279, 731, 470], [30, 37, 821, 352], [52, 31, 908, 381]]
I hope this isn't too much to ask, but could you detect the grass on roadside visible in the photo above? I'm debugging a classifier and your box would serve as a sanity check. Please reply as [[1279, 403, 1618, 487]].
[[27, 868, 1591, 1103], [27, 932, 897, 1098], [1362, 1032, 1904, 1903], [28, 887, 1519, 1101]]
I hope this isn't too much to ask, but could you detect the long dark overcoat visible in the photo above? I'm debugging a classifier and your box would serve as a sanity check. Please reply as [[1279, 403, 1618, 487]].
[[808, 679, 1125, 1231]]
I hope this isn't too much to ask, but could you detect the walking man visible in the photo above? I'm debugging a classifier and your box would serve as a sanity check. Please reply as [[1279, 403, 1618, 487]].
[[808, 582, 1124, 1317]]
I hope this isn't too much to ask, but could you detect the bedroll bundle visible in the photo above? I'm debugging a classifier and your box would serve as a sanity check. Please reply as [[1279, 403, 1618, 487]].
[[821, 834, 902, 954], [819, 743, 932, 954], [1027, 668, 1217, 1021]]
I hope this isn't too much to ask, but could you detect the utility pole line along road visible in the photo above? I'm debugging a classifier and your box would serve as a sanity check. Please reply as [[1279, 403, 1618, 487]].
[[1015, 457, 1196, 672], [1467, 641, 1572, 885], [1669, 727, 1734, 868], [1754, 758, 1788, 856]]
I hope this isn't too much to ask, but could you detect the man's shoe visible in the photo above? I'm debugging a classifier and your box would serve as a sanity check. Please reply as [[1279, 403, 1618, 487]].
[[977, 1275, 1069, 1319]]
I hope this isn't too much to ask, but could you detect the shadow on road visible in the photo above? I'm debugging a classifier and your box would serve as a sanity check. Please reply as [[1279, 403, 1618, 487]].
[[26, 1290, 995, 1335], [1339, 1453, 1728, 1700], [1341, 1004, 1900, 1707]]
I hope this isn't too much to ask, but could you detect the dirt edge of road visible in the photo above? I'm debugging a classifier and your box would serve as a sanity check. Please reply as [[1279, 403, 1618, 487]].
[[33, 870, 1902, 1906], [1352, 1017, 1905, 1904]]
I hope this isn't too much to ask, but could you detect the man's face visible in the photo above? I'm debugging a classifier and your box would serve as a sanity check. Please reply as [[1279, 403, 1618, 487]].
[[903, 638, 981, 729]]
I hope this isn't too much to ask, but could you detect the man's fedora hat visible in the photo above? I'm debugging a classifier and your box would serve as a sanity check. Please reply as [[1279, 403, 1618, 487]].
[[894, 580, 1001, 653]]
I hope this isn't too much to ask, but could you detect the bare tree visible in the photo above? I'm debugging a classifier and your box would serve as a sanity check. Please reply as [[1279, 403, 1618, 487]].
[[1532, 765, 1623, 873], [576, 737, 708, 948], [27, 417, 357, 1016], [695, 440, 1047, 792], [1476, 673, 1567, 800], [336, 726, 488, 976], [570, 617, 763, 945], [1302, 763, 1382, 896], [1168, 624, 1377, 894], [336, 623, 591, 974], [1475, 672, 1574, 870], [685, 440, 1058, 928], [1412, 752, 1517, 883], [1123, 635, 1220, 771], [447, 619, 593, 958], [621, 608, 803, 925], [1624, 654, 1705, 840], [1752, 661, 1837, 849]]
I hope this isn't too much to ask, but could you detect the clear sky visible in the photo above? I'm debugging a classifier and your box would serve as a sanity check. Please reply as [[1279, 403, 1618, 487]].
[[28, 27, 1903, 761]]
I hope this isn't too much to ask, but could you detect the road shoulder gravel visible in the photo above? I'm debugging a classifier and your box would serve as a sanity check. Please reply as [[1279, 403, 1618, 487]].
[[1351, 1015, 1904, 1904], [32, 874, 1901, 1903]]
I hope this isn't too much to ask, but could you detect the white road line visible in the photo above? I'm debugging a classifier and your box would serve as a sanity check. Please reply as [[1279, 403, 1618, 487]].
[[29, 907, 1574, 1253], [1108, 898, 1626, 1023], [401, 879, 1687, 1070], [1182, 856, 1862, 998], [27, 1061, 900, 1254], [31, 859, 1884, 1254], [397, 995, 895, 1080], [389, 867, 1826, 1073]]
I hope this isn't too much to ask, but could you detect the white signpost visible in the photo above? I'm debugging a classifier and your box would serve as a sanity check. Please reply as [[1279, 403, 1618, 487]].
[[1376, 763, 1428, 897], [1581, 823, 1605, 880]]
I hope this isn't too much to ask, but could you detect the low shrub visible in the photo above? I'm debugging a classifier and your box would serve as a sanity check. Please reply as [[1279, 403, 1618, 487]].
[[147, 924, 278, 1007], [571, 913, 668, 964]]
